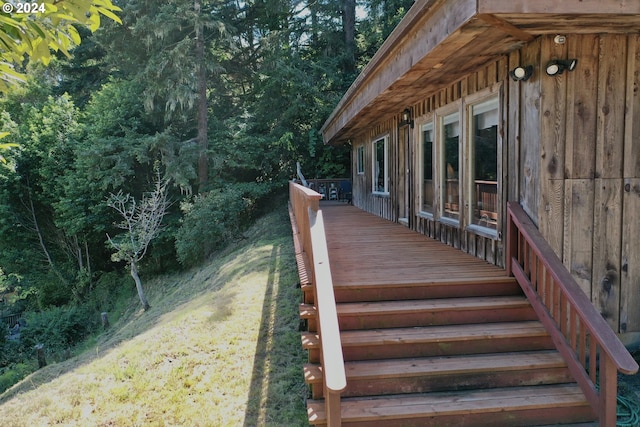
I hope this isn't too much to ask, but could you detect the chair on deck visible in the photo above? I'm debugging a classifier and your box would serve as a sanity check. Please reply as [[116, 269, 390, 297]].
[[339, 180, 352, 204]]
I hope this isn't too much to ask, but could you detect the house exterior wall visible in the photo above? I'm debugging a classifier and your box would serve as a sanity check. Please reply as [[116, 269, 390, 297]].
[[349, 33, 640, 337], [531, 34, 640, 337]]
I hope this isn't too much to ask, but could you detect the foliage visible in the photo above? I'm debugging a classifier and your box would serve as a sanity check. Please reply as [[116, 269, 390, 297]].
[[175, 182, 276, 266], [20, 305, 101, 356], [0, 0, 121, 92], [0, 362, 34, 394], [0, 0, 410, 315]]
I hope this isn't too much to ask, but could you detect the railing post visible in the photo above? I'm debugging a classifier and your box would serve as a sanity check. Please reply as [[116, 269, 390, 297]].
[[325, 389, 342, 427], [599, 355, 617, 427], [505, 202, 517, 277]]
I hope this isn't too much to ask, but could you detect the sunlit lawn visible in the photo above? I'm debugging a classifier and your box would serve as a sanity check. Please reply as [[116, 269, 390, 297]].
[[0, 208, 308, 426]]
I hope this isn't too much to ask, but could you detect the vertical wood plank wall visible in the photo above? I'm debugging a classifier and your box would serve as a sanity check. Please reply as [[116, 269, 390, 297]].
[[533, 34, 640, 335], [349, 33, 640, 336]]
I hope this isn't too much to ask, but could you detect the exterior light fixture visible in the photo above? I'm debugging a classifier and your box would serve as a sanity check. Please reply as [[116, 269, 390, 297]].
[[400, 108, 414, 128], [545, 59, 577, 76], [509, 65, 533, 82]]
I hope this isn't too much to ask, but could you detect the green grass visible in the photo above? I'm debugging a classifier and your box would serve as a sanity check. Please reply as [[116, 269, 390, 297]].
[[0, 206, 308, 426]]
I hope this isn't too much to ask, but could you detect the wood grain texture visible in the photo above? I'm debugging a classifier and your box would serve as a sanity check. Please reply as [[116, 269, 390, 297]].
[[539, 35, 567, 256], [564, 34, 598, 180], [620, 178, 640, 333], [624, 35, 640, 178], [591, 179, 623, 332], [596, 35, 626, 180], [478, 0, 640, 14], [519, 39, 542, 224], [562, 180, 595, 297]]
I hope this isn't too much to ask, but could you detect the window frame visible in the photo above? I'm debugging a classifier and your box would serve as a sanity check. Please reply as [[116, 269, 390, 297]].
[[465, 93, 500, 239], [435, 101, 463, 228], [372, 134, 390, 195], [417, 116, 435, 219], [356, 145, 365, 175]]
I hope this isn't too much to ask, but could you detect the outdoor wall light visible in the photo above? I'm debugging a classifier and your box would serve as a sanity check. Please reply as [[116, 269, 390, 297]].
[[509, 65, 533, 82], [545, 59, 577, 76], [400, 108, 414, 128]]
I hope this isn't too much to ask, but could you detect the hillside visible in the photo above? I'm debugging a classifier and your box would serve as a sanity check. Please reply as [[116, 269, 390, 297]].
[[0, 207, 307, 426]]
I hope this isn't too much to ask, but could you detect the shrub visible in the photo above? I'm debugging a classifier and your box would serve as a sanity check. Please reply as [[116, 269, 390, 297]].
[[174, 182, 276, 267], [0, 362, 34, 394], [20, 305, 101, 358]]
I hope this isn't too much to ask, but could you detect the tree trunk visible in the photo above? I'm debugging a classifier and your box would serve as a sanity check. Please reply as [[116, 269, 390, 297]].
[[195, 0, 208, 191], [130, 261, 151, 311], [343, 0, 356, 73]]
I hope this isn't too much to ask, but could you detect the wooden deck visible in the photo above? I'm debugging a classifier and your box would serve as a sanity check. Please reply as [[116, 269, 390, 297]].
[[296, 200, 599, 426], [321, 202, 508, 287]]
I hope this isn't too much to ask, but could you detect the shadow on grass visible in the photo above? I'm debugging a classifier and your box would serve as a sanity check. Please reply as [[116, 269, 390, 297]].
[[243, 242, 308, 426]]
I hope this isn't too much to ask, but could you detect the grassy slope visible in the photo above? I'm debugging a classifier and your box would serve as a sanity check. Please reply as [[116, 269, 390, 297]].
[[0, 206, 308, 426]]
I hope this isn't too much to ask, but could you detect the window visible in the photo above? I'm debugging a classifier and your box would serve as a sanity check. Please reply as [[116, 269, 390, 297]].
[[469, 97, 499, 230], [420, 122, 434, 214], [356, 145, 365, 174], [440, 111, 460, 222], [372, 136, 389, 194]]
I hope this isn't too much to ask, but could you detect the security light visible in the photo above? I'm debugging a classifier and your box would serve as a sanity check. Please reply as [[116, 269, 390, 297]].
[[509, 65, 533, 82], [545, 59, 578, 76]]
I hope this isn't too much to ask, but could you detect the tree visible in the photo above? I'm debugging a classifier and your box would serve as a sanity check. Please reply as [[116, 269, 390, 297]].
[[106, 172, 170, 311], [0, 0, 122, 93]]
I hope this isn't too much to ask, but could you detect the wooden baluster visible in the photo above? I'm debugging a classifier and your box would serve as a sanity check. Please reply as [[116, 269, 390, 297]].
[[589, 338, 597, 383], [579, 321, 587, 368], [559, 293, 567, 338], [531, 252, 538, 292], [569, 307, 577, 351], [553, 282, 561, 321], [544, 269, 551, 311]]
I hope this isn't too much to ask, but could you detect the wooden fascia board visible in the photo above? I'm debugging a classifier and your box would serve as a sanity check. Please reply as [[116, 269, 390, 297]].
[[321, 0, 477, 145], [477, 0, 640, 14]]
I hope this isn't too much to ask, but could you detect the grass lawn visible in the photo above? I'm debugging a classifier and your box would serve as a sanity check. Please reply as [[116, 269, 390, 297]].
[[0, 206, 308, 426]]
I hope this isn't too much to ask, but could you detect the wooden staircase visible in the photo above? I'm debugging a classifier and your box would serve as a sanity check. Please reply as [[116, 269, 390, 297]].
[[300, 276, 597, 426]]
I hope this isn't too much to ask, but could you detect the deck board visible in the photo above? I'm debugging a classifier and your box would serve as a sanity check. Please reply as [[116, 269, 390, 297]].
[[321, 204, 508, 287]]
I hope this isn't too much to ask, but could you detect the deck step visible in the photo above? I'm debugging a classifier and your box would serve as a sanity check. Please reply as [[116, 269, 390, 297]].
[[336, 295, 536, 329], [302, 321, 554, 362], [304, 350, 573, 398], [300, 296, 536, 331], [333, 276, 523, 303], [307, 384, 595, 426]]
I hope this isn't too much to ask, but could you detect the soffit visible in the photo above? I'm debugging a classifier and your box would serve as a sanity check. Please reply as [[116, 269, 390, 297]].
[[321, 0, 640, 145]]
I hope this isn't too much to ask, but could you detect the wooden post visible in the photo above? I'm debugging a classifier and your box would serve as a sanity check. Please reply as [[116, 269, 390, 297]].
[[505, 202, 518, 277], [101, 312, 110, 330], [598, 355, 617, 427], [35, 344, 46, 368]]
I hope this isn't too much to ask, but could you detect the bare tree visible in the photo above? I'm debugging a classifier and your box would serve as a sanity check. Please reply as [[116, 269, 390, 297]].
[[106, 173, 169, 311]]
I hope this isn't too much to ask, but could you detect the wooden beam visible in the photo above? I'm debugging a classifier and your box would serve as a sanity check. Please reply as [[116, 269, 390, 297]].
[[477, 14, 535, 42], [478, 0, 640, 14]]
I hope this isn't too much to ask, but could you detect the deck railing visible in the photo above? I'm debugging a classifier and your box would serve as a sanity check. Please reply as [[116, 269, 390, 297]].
[[0, 312, 22, 328], [506, 202, 638, 427], [290, 181, 346, 426]]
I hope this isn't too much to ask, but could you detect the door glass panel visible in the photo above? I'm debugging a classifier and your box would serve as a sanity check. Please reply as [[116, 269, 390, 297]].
[[470, 97, 498, 229], [442, 112, 460, 221], [421, 123, 434, 213], [373, 137, 388, 193]]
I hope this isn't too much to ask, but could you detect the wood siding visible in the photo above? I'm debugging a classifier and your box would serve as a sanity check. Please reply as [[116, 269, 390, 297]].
[[532, 34, 640, 335], [350, 33, 640, 336]]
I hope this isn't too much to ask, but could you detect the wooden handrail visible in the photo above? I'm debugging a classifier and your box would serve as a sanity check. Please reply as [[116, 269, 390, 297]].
[[506, 202, 638, 427], [290, 181, 346, 426]]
